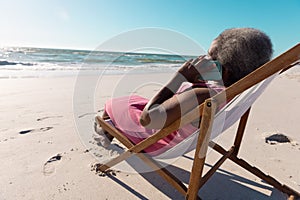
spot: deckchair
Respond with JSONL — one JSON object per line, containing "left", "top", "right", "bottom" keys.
{"left": 95, "top": 43, "right": 300, "bottom": 199}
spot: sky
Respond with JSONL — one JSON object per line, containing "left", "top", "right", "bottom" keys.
{"left": 0, "top": 0, "right": 299, "bottom": 56}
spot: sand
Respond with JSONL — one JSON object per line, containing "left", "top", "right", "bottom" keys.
{"left": 0, "top": 71, "right": 299, "bottom": 200}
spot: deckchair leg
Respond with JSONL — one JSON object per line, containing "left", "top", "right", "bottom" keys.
{"left": 233, "top": 108, "right": 251, "bottom": 156}
{"left": 96, "top": 117, "right": 188, "bottom": 196}
{"left": 188, "top": 108, "right": 250, "bottom": 193}
{"left": 198, "top": 146, "right": 235, "bottom": 189}
{"left": 186, "top": 99, "right": 218, "bottom": 200}
{"left": 232, "top": 157, "right": 300, "bottom": 198}
{"left": 211, "top": 141, "right": 300, "bottom": 198}
{"left": 137, "top": 154, "right": 188, "bottom": 196}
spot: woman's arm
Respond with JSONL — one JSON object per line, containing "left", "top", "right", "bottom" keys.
{"left": 139, "top": 71, "right": 185, "bottom": 128}
{"left": 140, "top": 57, "right": 215, "bottom": 129}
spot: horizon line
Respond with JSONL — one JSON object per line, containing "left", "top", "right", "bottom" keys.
{"left": 0, "top": 45, "right": 198, "bottom": 57}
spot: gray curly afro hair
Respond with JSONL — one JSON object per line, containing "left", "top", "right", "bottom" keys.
{"left": 213, "top": 28, "right": 273, "bottom": 86}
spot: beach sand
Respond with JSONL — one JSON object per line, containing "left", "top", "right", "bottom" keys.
{"left": 0, "top": 72, "right": 300, "bottom": 200}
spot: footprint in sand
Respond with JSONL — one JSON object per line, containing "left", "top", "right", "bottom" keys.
{"left": 36, "top": 115, "right": 63, "bottom": 121}
{"left": 43, "top": 154, "right": 62, "bottom": 176}
{"left": 78, "top": 112, "right": 98, "bottom": 118}
{"left": 19, "top": 129, "right": 34, "bottom": 134}
{"left": 39, "top": 127, "right": 53, "bottom": 132}
{"left": 19, "top": 127, "right": 53, "bottom": 134}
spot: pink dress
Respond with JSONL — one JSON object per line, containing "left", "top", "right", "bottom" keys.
{"left": 104, "top": 82, "right": 225, "bottom": 156}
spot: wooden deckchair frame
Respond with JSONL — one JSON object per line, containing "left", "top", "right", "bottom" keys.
{"left": 95, "top": 43, "right": 300, "bottom": 200}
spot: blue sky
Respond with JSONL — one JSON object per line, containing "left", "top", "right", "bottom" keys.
{"left": 0, "top": 0, "right": 299, "bottom": 56}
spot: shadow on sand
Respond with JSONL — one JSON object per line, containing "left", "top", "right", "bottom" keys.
{"left": 102, "top": 151, "right": 288, "bottom": 200}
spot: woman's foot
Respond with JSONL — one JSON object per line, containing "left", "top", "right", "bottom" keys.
{"left": 94, "top": 121, "right": 112, "bottom": 148}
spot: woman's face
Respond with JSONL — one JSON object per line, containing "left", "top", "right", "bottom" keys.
{"left": 208, "top": 39, "right": 229, "bottom": 83}
{"left": 208, "top": 40, "right": 218, "bottom": 60}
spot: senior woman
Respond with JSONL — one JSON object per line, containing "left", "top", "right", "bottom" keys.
{"left": 94, "top": 28, "right": 273, "bottom": 155}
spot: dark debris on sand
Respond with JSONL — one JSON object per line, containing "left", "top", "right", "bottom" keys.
{"left": 91, "top": 163, "right": 120, "bottom": 177}
{"left": 265, "top": 133, "right": 291, "bottom": 145}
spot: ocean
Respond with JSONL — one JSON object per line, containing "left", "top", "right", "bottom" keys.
{"left": 0, "top": 47, "right": 194, "bottom": 78}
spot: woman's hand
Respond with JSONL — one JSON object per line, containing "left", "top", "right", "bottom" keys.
{"left": 140, "top": 55, "right": 216, "bottom": 129}
{"left": 177, "top": 55, "right": 216, "bottom": 83}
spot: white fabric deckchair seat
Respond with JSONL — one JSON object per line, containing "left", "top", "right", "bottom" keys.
{"left": 154, "top": 74, "right": 277, "bottom": 160}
